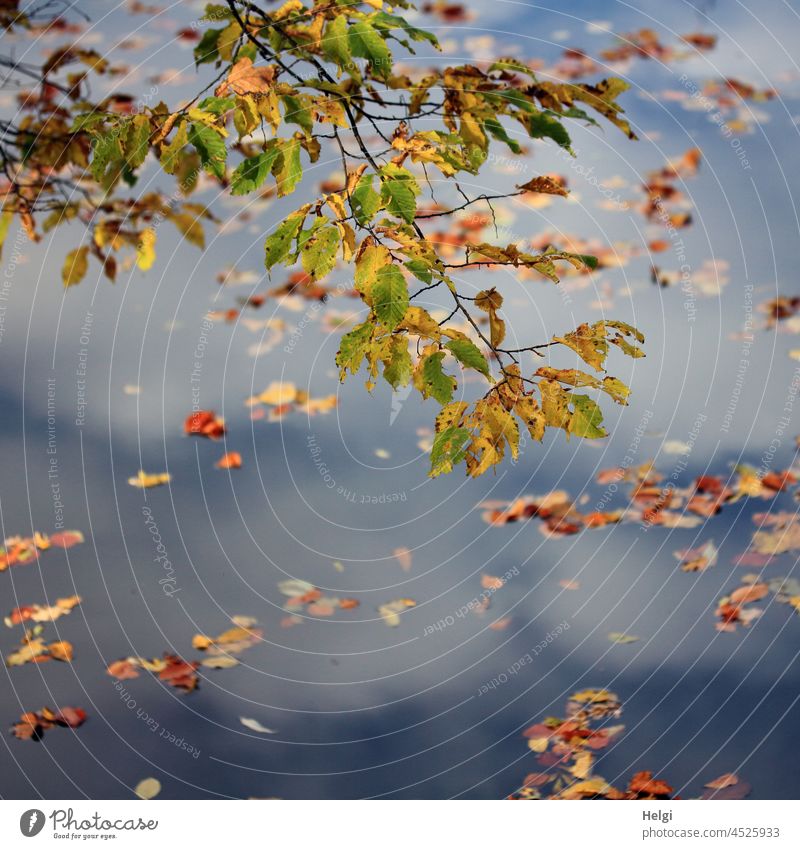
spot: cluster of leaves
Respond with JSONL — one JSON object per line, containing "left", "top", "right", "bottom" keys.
{"left": 0, "top": 529, "right": 84, "bottom": 571}
{"left": 5, "top": 626, "right": 73, "bottom": 666}
{"left": 4, "top": 594, "right": 81, "bottom": 627}
{"left": 107, "top": 653, "right": 201, "bottom": 692}
{"left": 510, "top": 687, "right": 753, "bottom": 799}
{"left": 0, "top": 0, "right": 645, "bottom": 477}
{"left": 483, "top": 457, "right": 800, "bottom": 636}
{"left": 510, "top": 687, "right": 676, "bottom": 799}
{"left": 481, "top": 461, "right": 798, "bottom": 533}
{"left": 11, "top": 705, "right": 86, "bottom": 741}
{"left": 106, "top": 615, "right": 263, "bottom": 690}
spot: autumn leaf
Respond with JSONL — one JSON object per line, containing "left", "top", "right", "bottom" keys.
{"left": 378, "top": 598, "right": 416, "bottom": 626}
{"left": 215, "top": 57, "right": 276, "bottom": 97}
{"left": 62, "top": 246, "right": 89, "bottom": 288}
{"left": 517, "top": 176, "right": 569, "bottom": 197}
{"left": 481, "top": 574, "right": 505, "bottom": 590}
{"left": 134, "top": 778, "right": 161, "bottom": 800}
{"left": 393, "top": 547, "right": 412, "bottom": 571}
{"left": 127, "top": 470, "right": 171, "bottom": 489}
{"left": 216, "top": 452, "right": 242, "bottom": 470}
{"left": 12, "top": 706, "right": 86, "bottom": 740}
{"left": 184, "top": 410, "right": 226, "bottom": 439}
{"left": 608, "top": 632, "right": 639, "bottom": 645}
{"left": 5, "top": 595, "right": 81, "bottom": 627}
{"left": 729, "top": 583, "right": 769, "bottom": 604}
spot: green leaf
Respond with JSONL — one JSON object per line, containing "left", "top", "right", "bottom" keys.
{"left": 124, "top": 114, "right": 151, "bottom": 169}
{"left": 230, "top": 147, "right": 279, "bottom": 195}
{"left": 445, "top": 338, "right": 490, "bottom": 378}
{"left": 322, "top": 15, "right": 355, "bottom": 76}
{"left": 524, "top": 111, "right": 572, "bottom": 150}
{"left": 568, "top": 394, "right": 606, "bottom": 439}
{"left": 264, "top": 212, "right": 304, "bottom": 271}
{"left": 273, "top": 138, "right": 303, "bottom": 197}
{"left": 382, "top": 335, "right": 412, "bottom": 389}
{"left": 194, "top": 28, "right": 222, "bottom": 65}
{"left": 188, "top": 122, "right": 227, "bottom": 179}
{"left": 281, "top": 94, "right": 313, "bottom": 136}
{"left": 430, "top": 425, "right": 470, "bottom": 477}
{"left": 300, "top": 224, "right": 340, "bottom": 280}
{"left": 197, "top": 95, "right": 235, "bottom": 115}
{"left": 89, "top": 128, "right": 123, "bottom": 181}
{"left": 405, "top": 259, "right": 433, "bottom": 284}
{"left": 418, "top": 350, "right": 456, "bottom": 404}
{"left": 382, "top": 180, "right": 416, "bottom": 223}
{"left": 484, "top": 117, "right": 522, "bottom": 154}
{"left": 70, "top": 112, "right": 107, "bottom": 133}
{"left": 351, "top": 173, "right": 381, "bottom": 225}
{"left": 336, "top": 321, "right": 374, "bottom": 378}
{"left": 380, "top": 167, "right": 419, "bottom": 224}
{"left": 371, "top": 11, "right": 440, "bottom": 48}
{"left": 348, "top": 20, "right": 391, "bottom": 80}
{"left": 372, "top": 265, "right": 409, "bottom": 330}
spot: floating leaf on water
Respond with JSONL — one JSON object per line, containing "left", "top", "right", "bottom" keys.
{"left": 135, "top": 777, "right": 161, "bottom": 800}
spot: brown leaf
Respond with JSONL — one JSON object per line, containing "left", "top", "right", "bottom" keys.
{"left": 517, "top": 175, "right": 568, "bottom": 197}
{"left": 627, "top": 770, "right": 673, "bottom": 798}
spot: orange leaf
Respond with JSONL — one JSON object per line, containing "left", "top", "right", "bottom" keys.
{"left": 215, "top": 57, "right": 276, "bottom": 96}
{"left": 216, "top": 451, "right": 242, "bottom": 470}
{"left": 730, "top": 583, "right": 768, "bottom": 604}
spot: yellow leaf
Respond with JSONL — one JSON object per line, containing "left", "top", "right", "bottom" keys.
{"left": 559, "top": 778, "right": 612, "bottom": 799}
{"left": 436, "top": 401, "right": 468, "bottom": 432}
{"left": 554, "top": 323, "right": 607, "bottom": 371}
{"left": 571, "top": 751, "right": 593, "bottom": 779}
{"left": 354, "top": 243, "right": 390, "bottom": 298}
{"left": 515, "top": 396, "right": 545, "bottom": 441}
{"left": 135, "top": 778, "right": 161, "bottom": 800}
{"left": 326, "top": 193, "right": 347, "bottom": 220}
{"left": 62, "top": 246, "right": 89, "bottom": 288}
{"left": 201, "top": 655, "right": 240, "bottom": 669}
{"left": 400, "top": 306, "right": 441, "bottom": 340}
{"left": 258, "top": 381, "right": 298, "bottom": 406}
{"left": 257, "top": 88, "right": 282, "bottom": 133}
{"left": 127, "top": 470, "right": 171, "bottom": 489}
{"left": 136, "top": 229, "right": 156, "bottom": 271}
{"left": 6, "top": 639, "right": 47, "bottom": 666}
{"left": 378, "top": 598, "right": 416, "bottom": 627}
{"left": 233, "top": 95, "right": 260, "bottom": 137}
